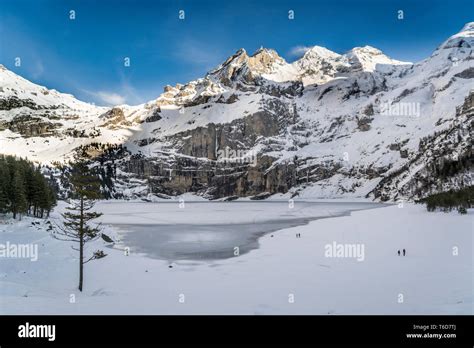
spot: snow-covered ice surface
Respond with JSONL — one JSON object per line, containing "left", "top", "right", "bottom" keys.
{"left": 0, "top": 201, "right": 472, "bottom": 314}
{"left": 100, "top": 201, "right": 382, "bottom": 260}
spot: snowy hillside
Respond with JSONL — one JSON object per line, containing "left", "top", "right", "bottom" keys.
{"left": 0, "top": 23, "right": 473, "bottom": 200}
{"left": 1, "top": 201, "right": 472, "bottom": 314}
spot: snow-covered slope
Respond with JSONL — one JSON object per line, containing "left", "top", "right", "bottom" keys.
{"left": 1, "top": 23, "right": 473, "bottom": 200}
{"left": 0, "top": 64, "right": 131, "bottom": 162}
{"left": 1, "top": 201, "right": 472, "bottom": 314}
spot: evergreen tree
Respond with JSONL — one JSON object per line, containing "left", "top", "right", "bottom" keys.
{"left": 11, "top": 170, "right": 28, "bottom": 220}
{"left": 53, "top": 161, "right": 105, "bottom": 292}
{"left": 31, "top": 169, "right": 53, "bottom": 217}
{"left": 0, "top": 155, "right": 56, "bottom": 218}
{"left": 43, "top": 182, "right": 57, "bottom": 217}
{"left": 0, "top": 166, "right": 9, "bottom": 213}
{"left": 419, "top": 186, "right": 473, "bottom": 213}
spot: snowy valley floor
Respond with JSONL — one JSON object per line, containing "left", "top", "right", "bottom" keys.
{"left": 0, "top": 200, "right": 472, "bottom": 314}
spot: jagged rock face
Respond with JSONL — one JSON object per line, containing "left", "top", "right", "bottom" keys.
{"left": 121, "top": 108, "right": 292, "bottom": 198}
{"left": 249, "top": 49, "right": 286, "bottom": 73}
{"left": 153, "top": 78, "right": 225, "bottom": 109}
{"left": 356, "top": 116, "right": 373, "bottom": 131}
{"left": 4, "top": 115, "right": 61, "bottom": 137}
{"left": 459, "top": 90, "right": 474, "bottom": 112}
{"left": 293, "top": 46, "right": 349, "bottom": 84}
{"left": 259, "top": 81, "right": 303, "bottom": 97}
{"left": 369, "top": 91, "right": 474, "bottom": 201}
{"left": 123, "top": 152, "right": 297, "bottom": 198}
{"left": 208, "top": 48, "right": 292, "bottom": 88}
{"left": 454, "top": 67, "right": 474, "bottom": 79}
{"left": 0, "top": 96, "right": 43, "bottom": 110}
{"left": 216, "top": 94, "right": 239, "bottom": 104}
{"left": 100, "top": 107, "right": 131, "bottom": 129}
{"left": 144, "top": 108, "right": 162, "bottom": 123}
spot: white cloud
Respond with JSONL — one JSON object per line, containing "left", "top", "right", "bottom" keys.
{"left": 96, "top": 91, "right": 126, "bottom": 105}
{"left": 31, "top": 60, "right": 44, "bottom": 79}
{"left": 288, "top": 45, "right": 312, "bottom": 58}
{"left": 117, "top": 74, "right": 144, "bottom": 105}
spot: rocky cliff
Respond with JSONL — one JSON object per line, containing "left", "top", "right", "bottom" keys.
{"left": 1, "top": 23, "right": 473, "bottom": 200}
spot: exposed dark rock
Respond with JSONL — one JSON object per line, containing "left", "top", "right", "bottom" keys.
{"left": 216, "top": 94, "right": 240, "bottom": 104}
{"left": 101, "top": 233, "right": 114, "bottom": 243}
{"left": 5, "top": 115, "right": 61, "bottom": 137}
{"left": 184, "top": 95, "right": 211, "bottom": 107}
{"left": 454, "top": 67, "right": 474, "bottom": 78}
{"left": 145, "top": 109, "right": 162, "bottom": 123}
{"left": 250, "top": 192, "right": 272, "bottom": 200}
{"left": 318, "top": 86, "right": 334, "bottom": 101}
{"left": 259, "top": 81, "right": 303, "bottom": 97}
{"left": 100, "top": 107, "right": 131, "bottom": 129}
{"left": 400, "top": 149, "right": 409, "bottom": 158}
{"left": 342, "top": 81, "right": 361, "bottom": 101}
{"left": 363, "top": 104, "right": 374, "bottom": 116}
{"left": 357, "top": 117, "right": 372, "bottom": 131}
{"left": 0, "top": 96, "right": 42, "bottom": 110}
{"left": 118, "top": 104, "right": 300, "bottom": 199}
{"left": 389, "top": 143, "right": 401, "bottom": 151}
{"left": 369, "top": 91, "right": 474, "bottom": 201}
{"left": 393, "top": 87, "right": 417, "bottom": 103}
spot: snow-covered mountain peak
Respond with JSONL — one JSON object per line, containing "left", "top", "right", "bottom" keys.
{"left": 344, "top": 46, "right": 411, "bottom": 72}
{"left": 346, "top": 45, "right": 385, "bottom": 59}
{"left": 461, "top": 21, "right": 474, "bottom": 32}
{"left": 301, "top": 45, "right": 342, "bottom": 61}
{"left": 248, "top": 47, "right": 287, "bottom": 72}
{"left": 251, "top": 46, "right": 278, "bottom": 57}
{"left": 1, "top": 23, "right": 472, "bottom": 201}
{"left": 290, "top": 46, "right": 348, "bottom": 85}
{"left": 0, "top": 66, "right": 103, "bottom": 113}
{"left": 206, "top": 47, "right": 290, "bottom": 86}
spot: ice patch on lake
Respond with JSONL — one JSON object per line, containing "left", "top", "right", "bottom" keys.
{"left": 99, "top": 201, "right": 383, "bottom": 261}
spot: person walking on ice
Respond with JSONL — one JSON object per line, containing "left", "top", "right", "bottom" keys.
{"left": 397, "top": 250, "right": 400, "bottom": 256}
{"left": 403, "top": 249, "right": 406, "bottom": 256}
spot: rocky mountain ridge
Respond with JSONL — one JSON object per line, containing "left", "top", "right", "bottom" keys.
{"left": 1, "top": 23, "right": 473, "bottom": 201}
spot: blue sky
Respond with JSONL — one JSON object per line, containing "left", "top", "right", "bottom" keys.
{"left": 0, "top": 0, "right": 472, "bottom": 106}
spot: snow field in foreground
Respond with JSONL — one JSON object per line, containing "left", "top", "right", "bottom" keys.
{"left": 0, "top": 201, "right": 472, "bottom": 314}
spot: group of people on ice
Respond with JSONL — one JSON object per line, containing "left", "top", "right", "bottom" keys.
{"left": 397, "top": 249, "right": 406, "bottom": 256}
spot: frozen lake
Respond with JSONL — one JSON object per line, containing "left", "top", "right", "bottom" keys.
{"left": 99, "top": 201, "right": 383, "bottom": 261}
{"left": 3, "top": 202, "right": 471, "bottom": 314}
